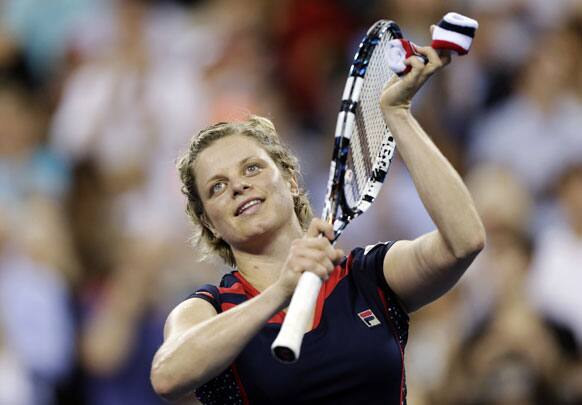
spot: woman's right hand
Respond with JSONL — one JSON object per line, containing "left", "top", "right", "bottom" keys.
{"left": 380, "top": 32, "right": 451, "bottom": 112}
{"left": 274, "top": 218, "right": 345, "bottom": 300}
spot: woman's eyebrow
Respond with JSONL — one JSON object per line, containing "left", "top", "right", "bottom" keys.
{"left": 204, "top": 156, "right": 263, "bottom": 185}
{"left": 239, "top": 156, "right": 262, "bottom": 166}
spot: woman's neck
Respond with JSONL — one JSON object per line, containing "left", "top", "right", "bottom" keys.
{"left": 232, "top": 221, "right": 304, "bottom": 292}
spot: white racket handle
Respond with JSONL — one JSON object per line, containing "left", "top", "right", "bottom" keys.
{"left": 271, "top": 271, "right": 322, "bottom": 363}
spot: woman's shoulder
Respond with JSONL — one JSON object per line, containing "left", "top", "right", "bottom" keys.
{"left": 162, "top": 273, "right": 242, "bottom": 337}
{"left": 163, "top": 292, "right": 219, "bottom": 342}
{"left": 183, "top": 271, "right": 247, "bottom": 313}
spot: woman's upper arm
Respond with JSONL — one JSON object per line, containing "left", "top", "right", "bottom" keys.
{"left": 151, "top": 298, "right": 218, "bottom": 400}
{"left": 383, "top": 230, "right": 480, "bottom": 312}
{"left": 163, "top": 298, "right": 218, "bottom": 343}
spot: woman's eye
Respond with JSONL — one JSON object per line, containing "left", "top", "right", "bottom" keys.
{"left": 245, "top": 164, "right": 260, "bottom": 175}
{"left": 211, "top": 182, "right": 225, "bottom": 195}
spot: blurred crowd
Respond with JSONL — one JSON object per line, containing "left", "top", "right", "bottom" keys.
{"left": 0, "top": 0, "right": 580, "bottom": 404}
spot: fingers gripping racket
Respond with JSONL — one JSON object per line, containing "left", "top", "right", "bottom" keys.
{"left": 271, "top": 20, "right": 402, "bottom": 363}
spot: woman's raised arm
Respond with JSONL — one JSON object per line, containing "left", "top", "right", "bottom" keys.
{"left": 379, "top": 45, "right": 485, "bottom": 313}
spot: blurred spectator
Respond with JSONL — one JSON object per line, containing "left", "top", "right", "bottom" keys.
{"left": 0, "top": 207, "right": 34, "bottom": 405}
{"left": 437, "top": 297, "right": 562, "bottom": 404}
{"left": 405, "top": 292, "right": 464, "bottom": 405}
{"left": 0, "top": 333, "right": 34, "bottom": 405}
{"left": 469, "top": 21, "right": 582, "bottom": 198}
{"left": 556, "top": 358, "right": 582, "bottom": 404}
{"left": 0, "top": 0, "right": 94, "bottom": 81}
{"left": 271, "top": 0, "right": 359, "bottom": 130}
{"left": 384, "top": 0, "right": 446, "bottom": 41}
{"left": 406, "top": 164, "right": 540, "bottom": 404}
{"left": 527, "top": 163, "right": 582, "bottom": 350}
{"left": 0, "top": 27, "right": 35, "bottom": 89}
{"left": 441, "top": 1, "right": 534, "bottom": 147}
{"left": 432, "top": 164, "right": 562, "bottom": 402}
{"left": 421, "top": 161, "right": 582, "bottom": 403}
{"left": 0, "top": 200, "right": 76, "bottom": 405}
{"left": 79, "top": 238, "right": 168, "bottom": 405}
{"left": 0, "top": 82, "right": 70, "bottom": 207}
{"left": 51, "top": 0, "right": 214, "bottom": 243}
{"left": 48, "top": 1, "right": 226, "bottom": 403}
{"left": 460, "top": 165, "right": 533, "bottom": 330}
{"left": 67, "top": 162, "right": 215, "bottom": 405}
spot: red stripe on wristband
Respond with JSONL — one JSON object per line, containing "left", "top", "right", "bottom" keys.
{"left": 431, "top": 39, "right": 468, "bottom": 55}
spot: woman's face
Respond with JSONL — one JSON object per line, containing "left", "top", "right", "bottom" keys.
{"left": 194, "top": 134, "right": 300, "bottom": 250}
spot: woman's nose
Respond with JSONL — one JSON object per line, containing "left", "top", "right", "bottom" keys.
{"left": 231, "top": 180, "right": 251, "bottom": 196}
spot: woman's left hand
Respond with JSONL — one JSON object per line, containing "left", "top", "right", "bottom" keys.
{"left": 381, "top": 40, "right": 451, "bottom": 111}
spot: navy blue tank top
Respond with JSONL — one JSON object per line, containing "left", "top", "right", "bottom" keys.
{"left": 189, "top": 242, "right": 409, "bottom": 404}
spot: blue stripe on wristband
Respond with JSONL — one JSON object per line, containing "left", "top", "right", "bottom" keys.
{"left": 438, "top": 20, "right": 476, "bottom": 38}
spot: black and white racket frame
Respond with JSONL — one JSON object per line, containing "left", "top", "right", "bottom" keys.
{"left": 271, "top": 20, "right": 403, "bottom": 364}
{"left": 324, "top": 20, "right": 401, "bottom": 240}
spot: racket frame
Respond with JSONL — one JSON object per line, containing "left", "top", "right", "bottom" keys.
{"left": 324, "top": 20, "right": 402, "bottom": 239}
{"left": 271, "top": 20, "right": 402, "bottom": 364}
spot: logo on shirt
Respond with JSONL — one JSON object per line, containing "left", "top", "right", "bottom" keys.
{"left": 357, "top": 309, "right": 381, "bottom": 327}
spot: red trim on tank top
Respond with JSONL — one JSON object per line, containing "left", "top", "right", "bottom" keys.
{"left": 232, "top": 255, "right": 351, "bottom": 328}
{"left": 230, "top": 363, "right": 250, "bottom": 405}
{"left": 220, "top": 302, "right": 237, "bottom": 312}
{"left": 377, "top": 287, "right": 388, "bottom": 311}
{"left": 232, "top": 272, "right": 259, "bottom": 296}
{"left": 218, "top": 280, "right": 246, "bottom": 295}
{"left": 232, "top": 271, "right": 286, "bottom": 324}
{"left": 311, "top": 253, "right": 352, "bottom": 329}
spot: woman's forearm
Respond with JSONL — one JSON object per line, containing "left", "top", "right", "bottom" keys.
{"left": 151, "top": 285, "right": 288, "bottom": 400}
{"left": 382, "top": 108, "right": 485, "bottom": 257}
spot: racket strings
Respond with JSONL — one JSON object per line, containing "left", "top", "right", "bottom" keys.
{"left": 345, "top": 35, "right": 394, "bottom": 209}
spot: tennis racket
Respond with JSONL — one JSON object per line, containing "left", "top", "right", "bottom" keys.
{"left": 271, "top": 20, "right": 402, "bottom": 363}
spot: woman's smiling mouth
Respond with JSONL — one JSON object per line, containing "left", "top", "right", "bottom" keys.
{"left": 235, "top": 198, "right": 264, "bottom": 216}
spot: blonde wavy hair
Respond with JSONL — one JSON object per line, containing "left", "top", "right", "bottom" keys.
{"left": 177, "top": 116, "right": 313, "bottom": 267}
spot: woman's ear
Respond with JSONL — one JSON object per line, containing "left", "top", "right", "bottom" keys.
{"left": 201, "top": 214, "right": 221, "bottom": 240}
{"left": 289, "top": 176, "right": 299, "bottom": 196}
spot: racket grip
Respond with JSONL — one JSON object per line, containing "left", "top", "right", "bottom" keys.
{"left": 271, "top": 271, "right": 322, "bottom": 363}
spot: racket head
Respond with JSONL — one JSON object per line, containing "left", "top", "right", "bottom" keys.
{"left": 323, "top": 20, "right": 402, "bottom": 239}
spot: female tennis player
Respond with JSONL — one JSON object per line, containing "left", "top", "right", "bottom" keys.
{"left": 151, "top": 45, "right": 485, "bottom": 404}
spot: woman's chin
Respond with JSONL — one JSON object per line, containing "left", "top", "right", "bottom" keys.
{"left": 228, "top": 221, "right": 271, "bottom": 243}
{"left": 233, "top": 220, "right": 294, "bottom": 250}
